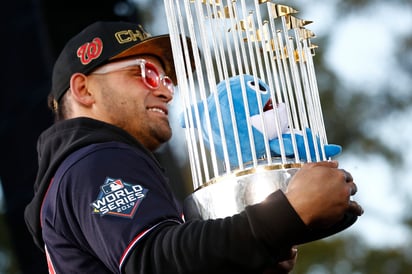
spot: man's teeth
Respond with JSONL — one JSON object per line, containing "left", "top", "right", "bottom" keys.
{"left": 149, "top": 108, "right": 165, "bottom": 114}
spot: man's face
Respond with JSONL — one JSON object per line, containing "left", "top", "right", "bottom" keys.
{"left": 87, "top": 55, "right": 174, "bottom": 150}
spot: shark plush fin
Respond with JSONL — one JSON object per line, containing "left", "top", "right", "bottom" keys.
{"left": 269, "top": 128, "right": 342, "bottom": 160}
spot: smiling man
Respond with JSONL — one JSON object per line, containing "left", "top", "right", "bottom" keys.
{"left": 24, "top": 21, "right": 363, "bottom": 274}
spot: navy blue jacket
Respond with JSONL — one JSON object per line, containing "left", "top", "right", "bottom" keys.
{"left": 25, "top": 117, "right": 355, "bottom": 273}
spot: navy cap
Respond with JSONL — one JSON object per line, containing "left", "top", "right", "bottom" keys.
{"left": 50, "top": 21, "right": 190, "bottom": 105}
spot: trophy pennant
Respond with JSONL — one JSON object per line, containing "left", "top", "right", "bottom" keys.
{"left": 164, "top": 0, "right": 341, "bottom": 219}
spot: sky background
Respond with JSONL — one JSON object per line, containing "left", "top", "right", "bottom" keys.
{"left": 304, "top": 1, "right": 412, "bottom": 247}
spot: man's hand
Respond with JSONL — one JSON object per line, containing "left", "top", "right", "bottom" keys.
{"left": 285, "top": 160, "right": 363, "bottom": 228}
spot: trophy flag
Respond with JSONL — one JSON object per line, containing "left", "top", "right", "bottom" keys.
{"left": 164, "top": 0, "right": 341, "bottom": 219}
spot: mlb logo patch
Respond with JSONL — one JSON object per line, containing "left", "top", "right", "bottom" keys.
{"left": 91, "top": 177, "right": 148, "bottom": 218}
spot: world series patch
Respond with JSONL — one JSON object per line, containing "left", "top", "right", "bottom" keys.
{"left": 91, "top": 177, "right": 148, "bottom": 218}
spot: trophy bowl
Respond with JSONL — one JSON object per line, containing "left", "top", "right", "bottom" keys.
{"left": 184, "top": 163, "right": 301, "bottom": 220}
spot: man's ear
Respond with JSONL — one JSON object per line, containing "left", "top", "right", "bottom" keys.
{"left": 69, "top": 73, "right": 95, "bottom": 107}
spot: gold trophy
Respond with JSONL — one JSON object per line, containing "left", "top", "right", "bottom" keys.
{"left": 164, "top": 0, "right": 341, "bottom": 220}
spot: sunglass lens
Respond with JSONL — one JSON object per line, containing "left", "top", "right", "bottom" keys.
{"left": 144, "top": 63, "right": 160, "bottom": 89}
{"left": 163, "top": 77, "right": 174, "bottom": 94}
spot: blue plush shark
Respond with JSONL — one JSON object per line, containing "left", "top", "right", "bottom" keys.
{"left": 180, "top": 74, "right": 341, "bottom": 167}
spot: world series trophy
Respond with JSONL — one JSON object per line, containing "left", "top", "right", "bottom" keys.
{"left": 163, "top": 0, "right": 342, "bottom": 220}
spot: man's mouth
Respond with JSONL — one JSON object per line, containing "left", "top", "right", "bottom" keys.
{"left": 148, "top": 107, "right": 167, "bottom": 115}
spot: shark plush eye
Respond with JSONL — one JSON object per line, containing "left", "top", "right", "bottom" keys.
{"left": 247, "top": 80, "right": 268, "bottom": 94}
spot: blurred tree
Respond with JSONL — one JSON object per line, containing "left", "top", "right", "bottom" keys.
{"left": 288, "top": 0, "right": 412, "bottom": 272}
{"left": 293, "top": 235, "right": 412, "bottom": 273}
{"left": 0, "top": 211, "right": 20, "bottom": 274}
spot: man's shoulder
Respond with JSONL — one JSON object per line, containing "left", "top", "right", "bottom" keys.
{"left": 59, "top": 141, "right": 149, "bottom": 173}
{"left": 69, "top": 141, "right": 146, "bottom": 161}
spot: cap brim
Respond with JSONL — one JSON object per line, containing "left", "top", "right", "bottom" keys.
{"left": 110, "top": 35, "right": 194, "bottom": 85}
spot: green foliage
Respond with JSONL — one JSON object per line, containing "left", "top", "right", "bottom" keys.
{"left": 0, "top": 213, "right": 20, "bottom": 274}
{"left": 289, "top": 0, "right": 412, "bottom": 270}
{"left": 293, "top": 235, "right": 412, "bottom": 273}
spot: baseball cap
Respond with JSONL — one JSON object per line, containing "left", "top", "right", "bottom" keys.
{"left": 50, "top": 21, "right": 193, "bottom": 105}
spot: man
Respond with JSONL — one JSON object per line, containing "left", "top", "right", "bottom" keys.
{"left": 24, "top": 21, "right": 363, "bottom": 274}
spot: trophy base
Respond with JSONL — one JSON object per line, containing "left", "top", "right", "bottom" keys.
{"left": 184, "top": 163, "right": 301, "bottom": 220}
